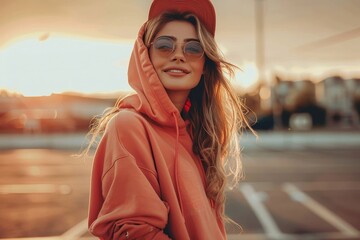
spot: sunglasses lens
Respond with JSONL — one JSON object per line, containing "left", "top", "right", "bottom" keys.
{"left": 152, "top": 37, "right": 204, "bottom": 60}
{"left": 184, "top": 41, "right": 204, "bottom": 58}
{"left": 153, "top": 37, "right": 174, "bottom": 55}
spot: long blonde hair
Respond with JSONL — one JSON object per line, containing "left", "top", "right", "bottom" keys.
{"left": 85, "top": 12, "right": 253, "bottom": 224}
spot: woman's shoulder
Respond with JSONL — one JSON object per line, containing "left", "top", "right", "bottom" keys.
{"left": 106, "top": 109, "right": 149, "bottom": 136}
{"left": 112, "top": 109, "right": 145, "bottom": 124}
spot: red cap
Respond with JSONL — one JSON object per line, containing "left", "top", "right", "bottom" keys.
{"left": 148, "top": 0, "right": 216, "bottom": 36}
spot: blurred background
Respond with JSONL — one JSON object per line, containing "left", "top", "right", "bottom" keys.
{"left": 0, "top": 0, "right": 359, "bottom": 239}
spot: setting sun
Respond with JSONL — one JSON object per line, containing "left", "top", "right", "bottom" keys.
{"left": 234, "top": 62, "right": 259, "bottom": 89}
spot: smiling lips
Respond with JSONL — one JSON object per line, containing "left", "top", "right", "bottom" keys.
{"left": 163, "top": 67, "right": 190, "bottom": 76}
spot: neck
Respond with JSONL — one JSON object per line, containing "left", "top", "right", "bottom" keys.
{"left": 166, "top": 89, "right": 190, "bottom": 113}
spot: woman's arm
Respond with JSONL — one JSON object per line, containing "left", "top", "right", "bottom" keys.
{"left": 88, "top": 112, "right": 171, "bottom": 240}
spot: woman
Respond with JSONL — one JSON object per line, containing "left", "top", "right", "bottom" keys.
{"left": 87, "top": 0, "right": 252, "bottom": 239}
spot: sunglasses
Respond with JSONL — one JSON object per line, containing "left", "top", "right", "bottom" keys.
{"left": 150, "top": 36, "right": 204, "bottom": 60}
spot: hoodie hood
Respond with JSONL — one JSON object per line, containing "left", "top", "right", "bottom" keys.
{"left": 119, "top": 23, "right": 186, "bottom": 130}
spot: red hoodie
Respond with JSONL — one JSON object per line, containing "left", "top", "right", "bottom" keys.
{"left": 88, "top": 24, "right": 226, "bottom": 240}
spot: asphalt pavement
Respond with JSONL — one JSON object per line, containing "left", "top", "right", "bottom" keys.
{"left": 0, "top": 131, "right": 359, "bottom": 239}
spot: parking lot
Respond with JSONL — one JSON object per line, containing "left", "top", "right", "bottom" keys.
{"left": 0, "top": 132, "right": 359, "bottom": 239}
{"left": 226, "top": 147, "right": 360, "bottom": 240}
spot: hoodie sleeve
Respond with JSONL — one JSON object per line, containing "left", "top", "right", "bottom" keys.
{"left": 88, "top": 111, "right": 171, "bottom": 240}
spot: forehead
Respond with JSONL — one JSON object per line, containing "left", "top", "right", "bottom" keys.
{"left": 156, "top": 20, "right": 198, "bottom": 40}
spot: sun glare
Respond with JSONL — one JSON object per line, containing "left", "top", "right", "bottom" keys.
{"left": 0, "top": 33, "right": 134, "bottom": 96}
{"left": 234, "top": 62, "right": 259, "bottom": 89}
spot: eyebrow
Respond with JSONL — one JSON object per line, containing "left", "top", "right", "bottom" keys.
{"left": 158, "top": 35, "right": 200, "bottom": 42}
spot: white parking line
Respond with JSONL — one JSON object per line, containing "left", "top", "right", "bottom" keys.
{"left": 61, "top": 218, "right": 88, "bottom": 240}
{"left": 0, "top": 184, "right": 71, "bottom": 194}
{"left": 239, "top": 183, "right": 292, "bottom": 240}
{"left": 283, "top": 183, "right": 360, "bottom": 237}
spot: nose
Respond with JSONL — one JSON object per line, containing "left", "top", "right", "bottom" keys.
{"left": 170, "top": 45, "right": 186, "bottom": 62}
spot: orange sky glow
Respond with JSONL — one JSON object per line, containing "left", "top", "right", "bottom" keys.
{"left": 1, "top": 0, "right": 359, "bottom": 96}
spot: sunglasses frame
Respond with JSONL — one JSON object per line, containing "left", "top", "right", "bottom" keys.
{"left": 149, "top": 36, "right": 205, "bottom": 60}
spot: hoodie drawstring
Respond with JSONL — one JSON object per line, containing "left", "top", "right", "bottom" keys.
{"left": 172, "top": 112, "right": 184, "bottom": 214}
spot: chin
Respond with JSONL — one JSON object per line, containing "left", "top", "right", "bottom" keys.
{"left": 163, "top": 83, "right": 197, "bottom": 91}
{"left": 161, "top": 81, "right": 200, "bottom": 92}
{"left": 164, "top": 87, "right": 192, "bottom": 92}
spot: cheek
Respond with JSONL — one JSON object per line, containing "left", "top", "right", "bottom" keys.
{"left": 193, "top": 61, "right": 205, "bottom": 77}
{"left": 149, "top": 52, "right": 165, "bottom": 74}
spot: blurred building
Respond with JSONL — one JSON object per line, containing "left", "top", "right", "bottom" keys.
{"left": 0, "top": 93, "right": 117, "bottom": 133}
{"left": 345, "top": 78, "right": 360, "bottom": 120}
{"left": 268, "top": 75, "right": 360, "bottom": 130}
{"left": 317, "top": 76, "right": 359, "bottom": 128}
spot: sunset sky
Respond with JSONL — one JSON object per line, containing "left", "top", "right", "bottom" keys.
{"left": 1, "top": 34, "right": 134, "bottom": 96}
{"left": 1, "top": 0, "right": 360, "bottom": 96}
